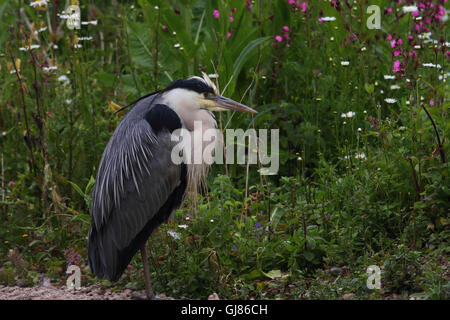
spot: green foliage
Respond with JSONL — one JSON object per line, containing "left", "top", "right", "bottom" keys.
{"left": 0, "top": 0, "right": 448, "bottom": 299}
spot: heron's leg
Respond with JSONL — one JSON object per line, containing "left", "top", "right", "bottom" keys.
{"left": 140, "top": 245, "right": 155, "bottom": 300}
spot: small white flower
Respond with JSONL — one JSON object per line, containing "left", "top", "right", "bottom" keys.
{"left": 30, "top": 0, "right": 47, "bottom": 8}
{"left": 78, "top": 36, "right": 93, "bottom": 41}
{"left": 172, "top": 31, "right": 177, "bottom": 35}
{"left": 19, "top": 44, "right": 40, "bottom": 51}
{"left": 185, "top": 216, "right": 190, "bottom": 220}
{"left": 321, "top": 16, "right": 336, "bottom": 21}
{"left": 361, "top": 47, "right": 366, "bottom": 51}
{"left": 384, "top": 75, "right": 395, "bottom": 80}
{"left": 154, "top": 6, "right": 159, "bottom": 10}
{"left": 355, "top": 153, "right": 366, "bottom": 160}
{"left": 418, "top": 32, "right": 432, "bottom": 39}
{"left": 74, "top": 44, "right": 82, "bottom": 49}
{"left": 384, "top": 98, "right": 397, "bottom": 104}
{"left": 330, "top": 37, "right": 334, "bottom": 41}
{"left": 357, "top": 128, "right": 362, "bottom": 132}
{"left": 174, "top": 43, "right": 180, "bottom": 48}
{"left": 297, "top": 157, "right": 302, "bottom": 161}
{"left": 341, "top": 113, "right": 346, "bottom": 118}
{"left": 414, "top": 45, "right": 421, "bottom": 49}
{"left": 178, "top": 224, "right": 188, "bottom": 229}
{"left": 346, "top": 111, "right": 356, "bottom": 118}
{"left": 210, "top": 219, "right": 214, "bottom": 223}
{"left": 53, "top": 44, "right": 58, "bottom": 49}
{"left": 422, "top": 63, "right": 441, "bottom": 69}
{"left": 38, "top": 26, "right": 47, "bottom": 33}
{"left": 57, "top": 75, "right": 70, "bottom": 85}
{"left": 65, "top": 99, "right": 72, "bottom": 104}
{"left": 341, "top": 61, "right": 350, "bottom": 66}
{"left": 406, "top": 100, "right": 410, "bottom": 105}
{"left": 403, "top": 5, "right": 418, "bottom": 13}
{"left": 42, "top": 65, "right": 57, "bottom": 72}
{"left": 81, "top": 20, "right": 98, "bottom": 25}
{"left": 390, "top": 85, "right": 400, "bottom": 90}
{"left": 168, "top": 230, "right": 180, "bottom": 240}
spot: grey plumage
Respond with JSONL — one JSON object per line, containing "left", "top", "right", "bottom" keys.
{"left": 88, "top": 74, "right": 256, "bottom": 296}
{"left": 89, "top": 94, "right": 185, "bottom": 281}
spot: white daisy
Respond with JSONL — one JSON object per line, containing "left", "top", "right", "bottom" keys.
{"left": 384, "top": 98, "right": 397, "bottom": 104}
{"left": 42, "top": 65, "right": 57, "bottom": 72}
{"left": 30, "top": 0, "right": 47, "bottom": 8}
{"left": 341, "top": 61, "right": 350, "bottom": 66}
{"left": 384, "top": 75, "right": 395, "bottom": 80}
{"left": 167, "top": 231, "right": 180, "bottom": 240}
{"left": 355, "top": 153, "right": 366, "bottom": 160}
{"left": 178, "top": 224, "right": 188, "bottom": 229}
{"left": 321, "top": 16, "right": 336, "bottom": 21}
{"left": 390, "top": 85, "right": 400, "bottom": 90}
{"left": 403, "top": 5, "right": 418, "bottom": 13}
{"left": 57, "top": 75, "right": 70, "bottom": 85}
{"left": 19, "top": 44, "right": 40, "bottom": 51}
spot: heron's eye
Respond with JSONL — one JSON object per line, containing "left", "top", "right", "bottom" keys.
{"left": 203, "top": 92, "right": 212, "bottom": 99}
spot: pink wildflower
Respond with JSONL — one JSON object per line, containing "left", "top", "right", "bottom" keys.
{"left": 213, "top": 10, "right": 219, "bottom": 19}
{"left": 390, "top": 40, "right": 396, "bottom": 48}
{"left": 275, "top": 35, "right": 283, "bottom": 42}
{"left": 386, "top": 8, "right": 392, "bottom": 14}
{"left": 394, "top": 49, "right": 401, "bottom": 57}
{"left": 283, "top": 26, "right": 289, "bottom": 32}
{"left": 430, "top": 99, "right": 434, "bottom": 106}
{"left": 226, "top": 32, "right": 232, "bottom": 40}
{"left": 288, "top": 0, "right": 295, "bottom": 4}
{"left": 412, "top": 10, "right": 420, "bottom": 17}
{"left": 393, "top": 60, "right": 401, "bottom": 73}
{"left": 300, "top": 1, "right": 307, "bottom": 12}
{"left": 397, "top": 38, "right": 403, "bottom": 45}
{"left": 387, "top": 34, "right": 393, "bottom": 41}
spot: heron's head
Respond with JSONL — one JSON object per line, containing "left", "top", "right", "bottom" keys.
{"left": 160, "top": 73, "right": 257, "bottom": 115}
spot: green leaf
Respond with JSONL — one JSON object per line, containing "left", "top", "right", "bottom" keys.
{"left": 364, "top": 83, "right": 374, "bottom": 94}
{"left": 304, "top": 251, "right": 315, "bottom": 262}
{"left": 227, "top": 36, "right": 271, "bottom": 95}
{"left": 262, "top": 269, "right": 282, "bottom": 279}
{"left": 270, "top": 204, "right": 286, "bottom": 229}
{"left": 68, "top": 181, "right": 85, "bottom": 198}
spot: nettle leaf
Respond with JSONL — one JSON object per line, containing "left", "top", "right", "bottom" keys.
{"left": 126, "top": 22, "right": 153, "bottom": 68}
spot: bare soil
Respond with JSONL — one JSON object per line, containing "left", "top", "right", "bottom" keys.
{"left": 0, "top": 284, "right": 174, "bottom": 300}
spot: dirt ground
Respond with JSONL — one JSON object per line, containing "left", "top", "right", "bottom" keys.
{"left": 0, "top": 284, "right": 175, "bottom": 300}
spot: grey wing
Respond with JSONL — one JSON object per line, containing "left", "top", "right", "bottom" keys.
{"left": 88, "top": 103, "right": 186, "bottom": 281}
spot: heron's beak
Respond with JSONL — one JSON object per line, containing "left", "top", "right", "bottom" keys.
{"left": 209, "top": 95, "right": 257, "bottom": 114}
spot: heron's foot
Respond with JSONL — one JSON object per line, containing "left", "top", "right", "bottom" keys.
{"left": 145, "top": 289, "right": 155, "bottom": 300}
{"left": 130, "top": 290, "right": 155, "bottom": 300}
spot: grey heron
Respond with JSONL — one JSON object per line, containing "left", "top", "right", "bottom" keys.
{"left": 88, "top": 73, "right": 256, "bottom": 299}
